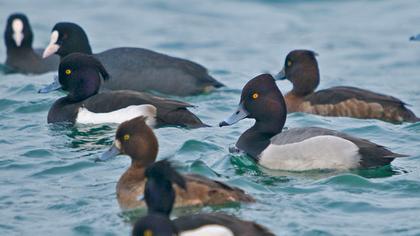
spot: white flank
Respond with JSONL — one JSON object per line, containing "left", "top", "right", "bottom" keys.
{"left": 180, "top": 225, "right": 234, "bottom": 236}
{"left": 259, "top": 135, "right": 361, "bottom": 171}
{"left": 76, "top": 105, "right": 157, "bottom": 126}
{"left": 12, "top": 19, "right": 24, "bottom": 47}
{"left": 42, "top": 30, "right": 59, "bottom": 58}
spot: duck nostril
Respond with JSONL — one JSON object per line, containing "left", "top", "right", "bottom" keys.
{"left": 235, "top": 110, "right": 240, "bottom": 115}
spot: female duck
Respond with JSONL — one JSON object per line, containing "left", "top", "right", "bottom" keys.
{"left": 275, "top": 50, "right": 419, "bottom": 123}
{"left": 47, "top": 53, "right": 206, "bottom": 128}
{"left": 99, "top": 116, "right": 254, "bottom": 210}
{"left": 220, "top": 74, "right": 406, "bottom": 171}
{"left": 132, "top": 160, "right": 274, "bottom": 236}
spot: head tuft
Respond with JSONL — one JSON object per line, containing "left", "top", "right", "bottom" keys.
{"left": 145, "top": 160, "right": 187, "bottom": 190}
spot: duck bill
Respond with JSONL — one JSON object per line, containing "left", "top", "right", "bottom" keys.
{"left": 43, "top": 30, "right": 60, "bottom": 58}
{"left": 410, "top": 34, "right": 420, "bottom": 41}
{"left": 274, "top": 67, "right": 286, "bottom": 80}
{"left": 97, "top": 142, "right": 121, "bottom": 162}
{"left": 38, "top": 75, "right": 61, "bottom": 93}
{"left": 42, "top": 43, "right": 60, "bottom": 58}
{"left": 219, "top": 102, "right": 249, "bottom": 127}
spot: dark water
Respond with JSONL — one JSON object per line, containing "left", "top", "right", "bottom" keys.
{"left": 1, "top": 0, "right": 420, "bottom": 235}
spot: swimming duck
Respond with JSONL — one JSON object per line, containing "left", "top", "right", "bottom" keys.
{"left": 274, "top": 50, "right": 419, "bottom": 123}
{"left": 40, "top": 22, "right": 224, "bottom": 96}
{"left": 47, "top": 53, "right": 206, "bottom": 128}
{"left": 219, "top": 74, "right": 406, "bottom": 171}
{"left": 409, "top": 34, "right": 420, "bottom": 41}
{"left": 3, "top": 13, "right": 59, "bottom": 74}
{"left": 99, "top": 116, "right": 254, "bottom": 210}
{"left": 132, "top": 160, "right": 274, "bottom": 236}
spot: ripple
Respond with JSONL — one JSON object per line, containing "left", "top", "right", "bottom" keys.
{"left": 31, "top": 161, "right": 96, "bottom": 177}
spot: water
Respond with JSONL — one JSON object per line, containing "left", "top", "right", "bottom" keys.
{"left": 1, "top": 0, "right": 420, "bottom": 235}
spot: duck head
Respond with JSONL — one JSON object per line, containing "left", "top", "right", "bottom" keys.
{"left": 220, "top": 74, "right": 286, "bottom": 133}
{"left": 43, "top": 22, "right": 92, "bottom": 59}
{"left": 219, "top": 74, "right": 287, "bottom": 157}
{"left": 275, "top": 50, "right": 320, "bottom": 96}
{"left": 132, "top": 161, "right": 186, "bottom": 236}
{"left": 4, "top": 13, "right": 33, "bottom": 50}
{"left": 39, "top": 53, "right": 108, "bottom": 98}
{"left": 98, "top": 116, "right": 159, "bottom": 167}
{"left": 132, "top": 214, "right": 176, "bottom": 236}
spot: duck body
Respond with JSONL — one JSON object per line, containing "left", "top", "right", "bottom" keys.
{"left": 257, "top": 127, "right": 402, "bottom": 171}
{"left": 285, "top": 86, "right": 419, "bottom": 123}
{"left": 173, "top": 213, "right": 275, "bottom": 236}
{"left": 4, "top": 13, "right": 59, "bottom": 74}
{"left": 220, "top": 74, "right": 406, "bottom": 171}
{"left": 48, "top": 90, "right": 203, "bottom": 127}
{"left": 47, "top": 53, "right": 206, "bottom": 128}
{"left": 116, "top": 165, "right": 253, "bottom": 210}
{"left": 5, "top": 47, "right": 59, "bottom": 74}
{"left": 41, "top": 22, "right": 223, "bottom": 96}
{"left": 95, "top": 47, "right": 223, "bottom": 96}
{"left": 277, "top": 50, "right": 418, "bottom": 123}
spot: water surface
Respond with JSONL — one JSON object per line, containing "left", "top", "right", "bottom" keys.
{"left": 1, "top": 0, "right": 420, "bottom": 235}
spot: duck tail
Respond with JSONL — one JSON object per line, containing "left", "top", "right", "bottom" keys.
{"left": 158, "top": 108, "right": 210, "bottom": 128}
{"left": 384, "top": 152, "right": 409, "bottom": 158}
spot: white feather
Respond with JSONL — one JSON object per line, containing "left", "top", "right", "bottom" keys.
{"left": 42, "top": 31, "right": 59, "bottom": 58}
{"left": 76, "top": 104, "right": 157, "bottom": 126}
{"left": 259, "top": 135, "right": 361, "bottom": 171}
{"left": 12, "top": 19, "right": 24, "bottom": 47}
{"left": 180, "top": 225, "right": 234, "bottom": 236}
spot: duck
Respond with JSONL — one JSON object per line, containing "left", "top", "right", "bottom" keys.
{"left": 409, "top": 34, "right": 420, "bottom": 41}
{"left": 219, "top": 74, "right": 407, "bottom": 171}
{"left": 98, "top": 116, "right": 254, "bottom": 210}
{"left": 274, "top": 50, "right": 419, "bottom": 123}
{"left": 47, "top": 53, "right": 206, "bottom": 128}
{"left": 3, "top": 13, "right": 59, "bottom": 74}
{"left": 132, "top": 160, "right": 274, "bottom": 236}
{"left": 39, "top": 22, "right": 224, "bottom": 96}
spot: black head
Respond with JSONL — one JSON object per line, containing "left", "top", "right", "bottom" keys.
{"left": 144, "top": 160, "right": 187, "bottom": 215}
{"left": 132, "top": 214, "right": 177, "bottom": 236}
{"left": 220, "top": 74, "right": 286, "bottom": 134}
{"left": 43, "top": 22, "right": 92, "bottom": 59}
{"left": 99, "top": 116, "right": 159, "bottom": 166}
{"left": 4, "top": 13, "right": 33, "bottom": 50}
{"left": 276, "top": 50, "right": 320, "bottom": 96}
{"left": 58, "top": 53, "right": 109, "bottom": 102}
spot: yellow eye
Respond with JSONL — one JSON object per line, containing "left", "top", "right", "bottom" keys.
{"left": 65, "top": 69, "right": 71, "bottom": 75}
{"left": 287, "top": 60, "right": 292, "bottom": 67}
{"left": 252, "top": 92, "right": 259, "bottom": 99}
{"left": 144, "top": 230, "right": 153, "bottom": 236}
{"left": 123, "top": 134, "right": 130, "bottom": 141}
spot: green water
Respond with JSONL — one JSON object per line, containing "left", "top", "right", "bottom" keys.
{"left": 1, "top": 0, "right": 420, "bottom": 235}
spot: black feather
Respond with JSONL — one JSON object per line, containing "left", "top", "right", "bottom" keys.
{"left": 145, "top": 160, "right": 187, "bottom": 190}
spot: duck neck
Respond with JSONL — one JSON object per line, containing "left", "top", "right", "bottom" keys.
{"left": 119, "top": 164, "right": 146, "bottom": 189}
{"left": 6, "top": 45, "right": 33, "bottom": 57}
{"left": 237, "top": 112, "right": 286, "bottom": 160}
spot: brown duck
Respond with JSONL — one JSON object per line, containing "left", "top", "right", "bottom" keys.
{"left": 275, "top": 50, "right": 419, "bottom": 123}
{"left": 98, "top": 116, "right": 254, "bottom": 211}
